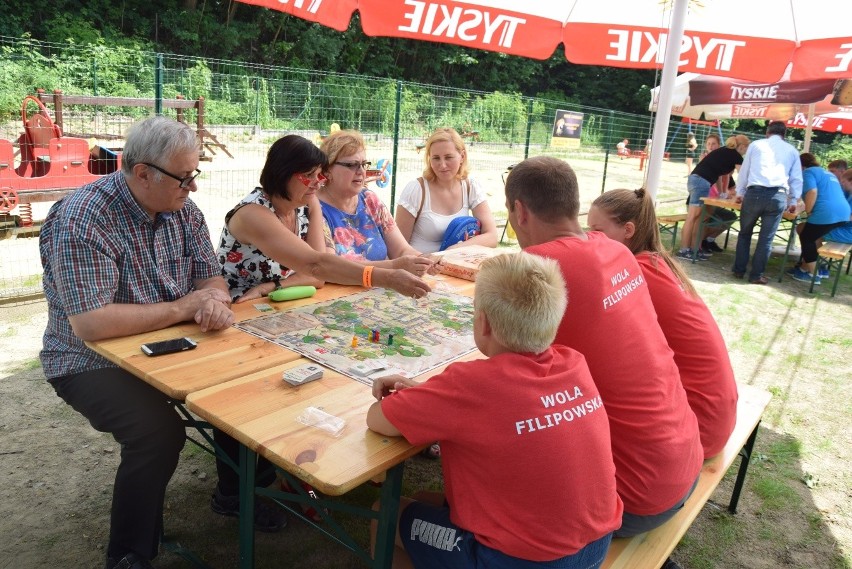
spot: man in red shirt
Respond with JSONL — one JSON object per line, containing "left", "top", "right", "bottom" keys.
{"left": 505, "top": 156, "right": 703, "bottom": 538}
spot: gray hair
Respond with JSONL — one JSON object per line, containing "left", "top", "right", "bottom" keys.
{"left": 121, "top": 116, "right": 199, "bottom": 175}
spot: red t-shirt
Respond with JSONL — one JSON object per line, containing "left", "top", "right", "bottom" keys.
{"left": 527, "top": 232, "right": 703, "bottom": 515}
{"left": 381, "top": 347, "right": 623, "bottom": 561}
{"left": 636, "top": 253, "right": 738, "bottom": 458}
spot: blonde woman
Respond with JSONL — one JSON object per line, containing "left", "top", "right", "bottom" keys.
{"left": 395, "top": 127, "right": 497, "bottom": 254}
{"left": 677, "top": 134, "right": 750, "bottom": 259}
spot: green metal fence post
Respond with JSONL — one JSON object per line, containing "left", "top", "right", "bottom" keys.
{"left": 390, "top": 80, "right": 402, "bottom": 212}
{"left": 155, "top": 54, "right": 164, "bottom": 115}
{"left": 524, "top": 98, "right": 534, "bottom": 159}
{"left": 254, "top": 78, "right": 261, "bottom": 135}
{"left": 602, "top": 110, "right": 614, "bottom": 194}
{"left": 92, "top": 60, "right": 98, "bottom": 96}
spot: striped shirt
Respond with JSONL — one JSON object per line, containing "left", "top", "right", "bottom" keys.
{"left": 40, "top": 171, "right": 220, "bottom": 379}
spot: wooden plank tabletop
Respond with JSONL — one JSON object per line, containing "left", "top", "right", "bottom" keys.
{"left": 186, "top": 351, "right": 484, "bottom": 496}
{"left": 86, "top": 276, "right": 475, "bottom": 401}
{"left": 186, "top": 359, "right": 413, "bottom": 496}
{"left": 701, "top": 197, "right": 803, "bottom": 221}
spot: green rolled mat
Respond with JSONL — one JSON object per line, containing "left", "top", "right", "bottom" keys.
{"left": 268, "top": 285, "right": 317, "bottom": 302}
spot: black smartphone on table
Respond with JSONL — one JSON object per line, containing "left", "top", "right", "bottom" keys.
{"left": 141, "top": 337, "right": 197, "bottom": 356}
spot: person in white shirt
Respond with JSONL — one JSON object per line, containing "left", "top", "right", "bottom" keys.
{"left": 395, "top": 127, "right": 497, "bottom": 254}
{"left": 733, "top": 121, "right": 803, "bottom": 284}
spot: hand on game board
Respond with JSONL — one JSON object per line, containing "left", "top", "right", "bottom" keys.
{"left": 372, "top": 374, "right": 419, "bottom": 400}
{"left": 373, "top": 268, "right": 431, "bottom": 298}
{"left": 392, "top": 255, "right": 434, "bottom": 277}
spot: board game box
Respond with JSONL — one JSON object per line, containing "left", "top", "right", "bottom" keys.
{"left": 432, "top": 244, "right": 510, "bottom": 281}
{"left": 234, "top": 288, "right": 477, "bottom": 385}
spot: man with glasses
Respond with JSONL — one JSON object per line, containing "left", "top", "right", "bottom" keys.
{"left": 40, "top": 116, "right": 237, "bottom": 569}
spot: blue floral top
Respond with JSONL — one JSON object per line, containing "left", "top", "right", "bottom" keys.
{"left": 321, "top": 190, "right": 396, "bottom": 261}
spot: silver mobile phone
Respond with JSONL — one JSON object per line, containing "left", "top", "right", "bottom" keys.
{"left": 141, "top": 337, "right": 197, "bottom": 356}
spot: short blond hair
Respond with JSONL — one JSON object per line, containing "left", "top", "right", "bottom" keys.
{"left": 320, "top": 129, "right": 366, "bottom": 170}
{"left": 475, "top": 252, "right": 566, "bottom": 354}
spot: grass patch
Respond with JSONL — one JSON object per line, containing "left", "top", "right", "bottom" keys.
{"left": 753, "top": 477, "right": 799, "bottom": 511}
{"left": 7, "top": 358, "right": 42, "bottom": 373}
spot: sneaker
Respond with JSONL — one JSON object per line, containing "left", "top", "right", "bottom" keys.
{"left": 676, "top": 248, "right": 710, "bottom": 261}
{"left": 104, "top": 553, "right": 153, "bottom": 569}
{"left": 818, "top": 265, "right": 831, "bottom": 279}
{"left": 661, "top": 558, "right": 683, "bottom": 569}
{"left": 211, "top": 487, "right": 288, "bottom": 532}
{"left": 789, "top": 267, "right": 820, "bottom": 285}
{"left": 702, "top": 239, "right": 724, "bottom": 253}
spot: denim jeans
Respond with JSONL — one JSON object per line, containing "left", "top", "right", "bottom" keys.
{"left": 733, "top": 187, "right": 787, "bottom": 280}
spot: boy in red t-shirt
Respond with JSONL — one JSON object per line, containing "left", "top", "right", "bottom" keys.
{"left": 367, "top": 252, "right": 622, "bottom": 569}
{"left": 505, "top": 157, "right": 703, "bottom": 540}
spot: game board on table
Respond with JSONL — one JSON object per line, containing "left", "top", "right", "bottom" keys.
{"left": 234, "top": 288, "right": 477, "bottom": 385}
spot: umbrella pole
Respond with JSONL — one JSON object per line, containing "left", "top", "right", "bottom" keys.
{"left": 646, "top": 0, "right": 689, "bottom": 203}
{"left": 803, "top": 103, "right": 815, "bottom": 153}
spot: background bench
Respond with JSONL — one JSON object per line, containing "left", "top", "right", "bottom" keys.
{"left": 601, "top": 384, "right": 772, "bottom": 569}
{"left": 657, "top": 213, "right": 687, "bottom": 252}
{"left": 810, "top": 241, "right": 852, "bottom": 297}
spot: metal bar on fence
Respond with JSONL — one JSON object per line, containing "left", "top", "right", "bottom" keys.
{"left": 155, "top": 54, "right": 163, "bottom": 115}
{"left": 390, "top": 80, "right": 402, "bottom": 213}
{"left": 602, "top": 110, "right": 614, "bottom": 195}
{"left": 524, "top": 98, "right": 533, "bottom": 160}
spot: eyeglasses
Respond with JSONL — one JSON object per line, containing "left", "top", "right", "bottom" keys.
{"left": 296, "top": 172, "right": 327, "bottom": 187}
{"left": 143, "top": 162, "right": 201, "bottom": 189}
{"left": 334, "top": 160, "right": 372, "bottom": 171}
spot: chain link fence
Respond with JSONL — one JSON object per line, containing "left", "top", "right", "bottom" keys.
{"left": 0, "top": 35, "right": 830, "bottom": 301}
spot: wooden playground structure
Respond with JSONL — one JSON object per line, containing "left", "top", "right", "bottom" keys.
{"left": 0, "top": 90, "right": 232, "bottom": 228}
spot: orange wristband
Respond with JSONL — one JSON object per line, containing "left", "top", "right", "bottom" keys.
{"left": 362, "top": 265, "right": 374, "bottom": 288}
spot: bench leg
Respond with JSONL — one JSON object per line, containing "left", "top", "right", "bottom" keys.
{"left": 728, "top": 420, "right": 761, "bottom": 514}
{"left": 831, "top": 258, "right": 843, "bottom": 298}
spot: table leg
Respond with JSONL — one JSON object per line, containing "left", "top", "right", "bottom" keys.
{"left": 239, "top": 445, "right": 257, "bottom": 569}
{"left": 778, "top": 217, "right": 798, "bottom": 283}
{"left": 372, "top": 463, "right": 404, "bottom": 569}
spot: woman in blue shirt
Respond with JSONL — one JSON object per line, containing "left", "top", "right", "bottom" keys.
{"left": 789, "top": 154, "right": 852, "bottom": 284}
{"left": 318, "top": 130, "right": 433, "bottom": 276}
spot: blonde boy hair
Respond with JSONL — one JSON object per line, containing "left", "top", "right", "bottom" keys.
{"left": 475, "top": 252, "right": 567, "bottom": 354}
{"left": 422, "top": 127, "right": 470, "bottom": 182}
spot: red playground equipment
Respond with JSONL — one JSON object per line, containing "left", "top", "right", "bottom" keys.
{"left": 1, "top": 95, "right": 111, "bottom": 226}
{"left": 1, "top": 90, "right": 232, "bottom": 227}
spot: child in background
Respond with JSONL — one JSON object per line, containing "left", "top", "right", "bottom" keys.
{"left": 367, "top": 252, "right": 622, "bottom": 569}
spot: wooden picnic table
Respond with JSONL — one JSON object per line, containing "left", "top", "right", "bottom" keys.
{"left": 87, "top": 278, "right": 477, "bottom": 569}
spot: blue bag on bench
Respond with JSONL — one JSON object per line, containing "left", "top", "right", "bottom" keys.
{"left": 440, "top": 216, "right": 481, "bottom": 251}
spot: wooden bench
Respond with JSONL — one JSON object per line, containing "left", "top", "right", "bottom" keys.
{"left": 601, "top": 384, "right": 772, "bottom": 569}
{"left": 657, "top": 213, "right": 688, "bottom": 252}
{"left": 810, "top": 241, "right": 852, "bottom": 297}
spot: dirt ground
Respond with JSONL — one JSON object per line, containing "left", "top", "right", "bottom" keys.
{"left": 1, "top": 141, "right": 851, "bottom": 568}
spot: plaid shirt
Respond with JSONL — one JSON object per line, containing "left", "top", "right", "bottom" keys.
{"left": 40, "top": 171, "right": 220, "bottom": 379}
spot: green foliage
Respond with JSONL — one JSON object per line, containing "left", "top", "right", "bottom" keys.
{"left": 0, "top": 0, "right": 659, "bottom": 115}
